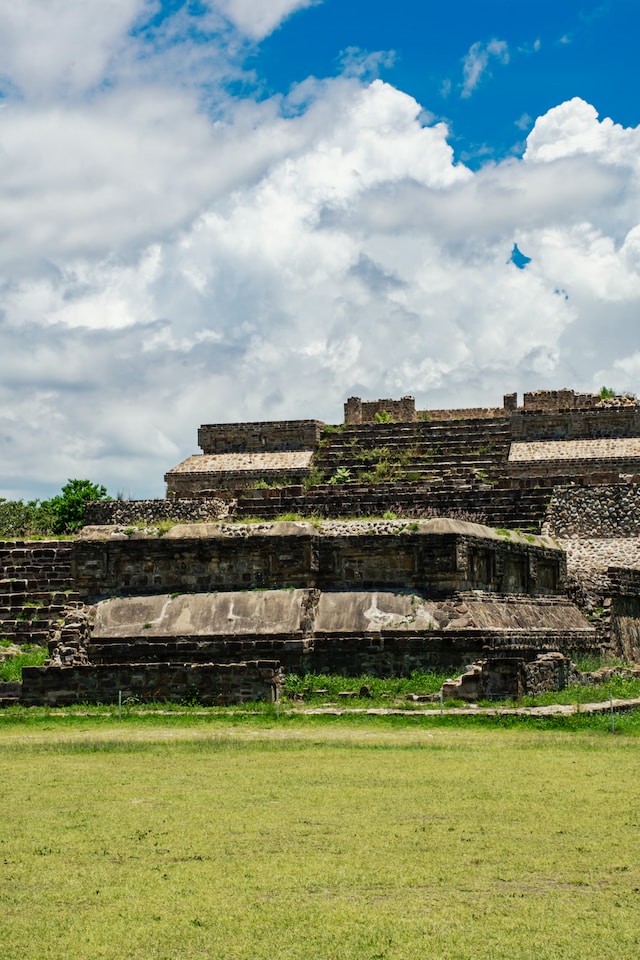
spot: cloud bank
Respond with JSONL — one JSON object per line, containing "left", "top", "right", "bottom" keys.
{"left": 1, "top": 3, "right": 639, "bottom": 500}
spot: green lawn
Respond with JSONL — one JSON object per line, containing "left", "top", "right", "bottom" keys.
{"left": 1, "top": 717, "right": 639, "bottom": 960}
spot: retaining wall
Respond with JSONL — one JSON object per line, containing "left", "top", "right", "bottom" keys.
{"left": 72, "top": 522, "right": 565, "bottom": 601}
{"left": 84, "top": 498, "right": 232, "bottom": 526}
{"left": 20, "top": 660, "right": 282, "bottom": 707}
{"left": 545, "top": 484, "right": 640, "bottom": 538}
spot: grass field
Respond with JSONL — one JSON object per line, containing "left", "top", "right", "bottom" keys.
{"left": 1, "top": 713, "right": 640, "bottom": 960}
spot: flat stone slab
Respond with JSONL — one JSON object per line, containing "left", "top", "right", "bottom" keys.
{"left": 93, "top": 588, "right": 591, "bottom": 638}
{"left": 316, "top": 592, "right": 437, "bottom": 632}
{"left": 94, "top": 590, "right": 306, "bottom": 637}
{"left": 509, "top": 438, "right": 640, "bottom": 461}
{"left": 167, "top": 451, "right": 313, "bottom": 473}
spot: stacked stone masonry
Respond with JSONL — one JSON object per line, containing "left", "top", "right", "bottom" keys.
{"left": 0, "top": 541, "right": 80, "bottom": 647}
{"left": 8, "top": 386, "right": 640, "bottom": 707}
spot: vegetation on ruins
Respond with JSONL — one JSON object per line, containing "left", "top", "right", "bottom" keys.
{"left": 0, "top": 478, "right": 110, "bottom": 538}
{"left": 373, "top": 409, "right": 393, "bottom": 422}
{"left": 1, "top": 719, "right": 640, "bottom": 960}
{"left": 0, "top": 643, "right": 48, "bottom": 682}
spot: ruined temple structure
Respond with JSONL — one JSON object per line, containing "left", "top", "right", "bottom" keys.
{"left": 5, "top": 387, "right": 640, "bottom": 706}
{"left": 161, "top": 388, "right": 640, "bottom": 528}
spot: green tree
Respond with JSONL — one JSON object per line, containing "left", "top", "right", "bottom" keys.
{"left": 45, "top": 479, "right": 111, "bottom": 534}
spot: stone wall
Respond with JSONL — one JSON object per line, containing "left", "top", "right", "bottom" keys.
{"left": 20, "top": 660, "right": 282, "bottom": 707}
{"left": 511, "top": 406, "right": 640, "bottom": 441}
{"left": 85, "top": 497, "right": 233, "bottom": 526}
{"left": 0, "top": 540, "right": 79, "bottom": 646}
{"left": 309, "top": 630, "right": 596, "bottom": 677}
{"left": 165, "top": 452, "right": 313, "bottom": 497}
{"left": 422, "top": 407, "right": 506, "bottom": 421}
{"left": 609, "top": 569, "right": 640, "bottom": 662}
{"left": 72, "top": 521, "right": 565, "bottom": 602}
{"left": 197, "top": 420, "right": 323, "bottom": 454}
{"left": 509, "top": 438, "right": 640, "bottom": 462}
{"left": 522, "top": 389, "right": 600, "bottom": 411}
{"left": 344, "top": 396, "right": 416, "bottom": 424}
{"left": 544, "top": 484, "right": 640, "bottom": 538}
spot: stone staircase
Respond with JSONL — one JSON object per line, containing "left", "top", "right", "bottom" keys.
{"left": 235, "top": 481, "right": 553, "bottom": 529}
{"left": 233, "top": 416, "right": 558, "bottom": 527}
{"left": 313, "top": 417, "right": 512, "bottom": 487}
{"left": 0, "top": 541, "right": 81, "bottom": 647}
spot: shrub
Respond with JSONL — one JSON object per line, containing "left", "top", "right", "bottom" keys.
{"left": 45, "top": 479, "right": 111, "bottom": 534}
{"left": 327, "top": 467, "right": 352, "bottom": 485}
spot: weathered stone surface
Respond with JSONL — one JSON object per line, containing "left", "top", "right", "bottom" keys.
{"left": 510, "top": 438, "right": 640, "bottom": 461}
{"left": 20, "top": 660, "right": 283, "bottom": 707}
{"left": 72, "top": 520, "right": 564, "bottom": 601}
{"left": 93, "top": 590, "right": 306, "bottom": 638}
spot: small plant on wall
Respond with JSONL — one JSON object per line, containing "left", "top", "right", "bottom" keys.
{"left": 327, "top": 467, "right": 352, "bottom": 485}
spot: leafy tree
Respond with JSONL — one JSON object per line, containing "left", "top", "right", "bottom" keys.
{"left": 45, "top": 479, "right": 111, "bottom": 534}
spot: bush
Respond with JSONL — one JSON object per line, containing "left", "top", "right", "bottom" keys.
{"left": 46, "top": 479, "right": 111, "bottom": 534}
{"left": 0, "top": 479, "right": 111, "bottom": 538}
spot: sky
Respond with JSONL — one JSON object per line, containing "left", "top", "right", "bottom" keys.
{"left": 2, "top": 0, "right": 640, "bottom": 501}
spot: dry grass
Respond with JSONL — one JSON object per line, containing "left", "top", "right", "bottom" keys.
{"left": 1, "top": 720, "right": 640, "bottom": 959}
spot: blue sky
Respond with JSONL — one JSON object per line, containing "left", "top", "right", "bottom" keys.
{"left": 1, "top": 0, "right": 640, "bottom": 500}
{"left": 259, "top": 0, "right": 638, "bottom": 162}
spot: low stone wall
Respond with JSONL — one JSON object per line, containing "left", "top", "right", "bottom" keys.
{"left": 421, "top": 407, "right": 505, "bottom": 421}
{"left": 511, "top": 406, "right": 640, "bottom": 441}
{"left": 544, "top": 484, "right": 640, "bottom": 538}
{"left": 522, "top": 389, "right": 600, "bottom": 411}
{"left": 344, "top": 396, "right": 416, "bottom": 424}
{"left": 84, "top": 498, "right": 232, "bottom": 526}
{"left": 20, "top": 660, "right": 282, "bottom": 706}
{"left": 198, "top": 420, "right": 323, "bottom": 454}
{"left": 310, "top": 629, "right": 598, "bottom": 676}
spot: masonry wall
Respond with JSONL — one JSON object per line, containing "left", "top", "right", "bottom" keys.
{"left": 344, "top": 396, "right": 416, "bottom": 424}
{"left": 309, "top": 629, "right": 597, "bottom": 676}
{"left": 545, "top": 484, "right": 640, "bottom": 538}
{"left": 198, "top": 420, "right": 323, "bottom": 454}
{"left": 522, "top": 389, "right": 600, "bottom": 411}
{"left": 0, "top": 540, "right": 78, "bottom": 646}
{"left": 85, "top": 498, "right": 232, "bottom": 526}
{"left": 20, "top": 660, "right": 281, "bottom": 707}
{"left": 421, "top": 407, "right": 505, "bottom": 421}
{"left": 72, "top": 526, "right": 565, "bottom": 601}
{"left": 608, "top": 569, "right": 640, "bottom": 662}
{"left": 511, "top": 407, "right": 640, "bottom": 441}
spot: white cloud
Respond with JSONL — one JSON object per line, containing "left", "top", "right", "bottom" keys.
{"left": 0, "top": 0, "right": 148, "bottom": 98}
{"left": 212, "top": 0, "right": 320, "bottom": 40}
{"left": 461, "top": 38, "right": 509, "bottom": 98}
{"left": 2, "top": 6, "right": 640, "bottom": 501}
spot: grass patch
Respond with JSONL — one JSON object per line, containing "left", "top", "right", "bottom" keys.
{"left": 0, "top": 645, "right": 49, "bottom": 682}
{"left": 1, "top": 719, "right": 640, "bottom": 959}
{"left": 285, "top": 670, "right": 447, "bottom": 705}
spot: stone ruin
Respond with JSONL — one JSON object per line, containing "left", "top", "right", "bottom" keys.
{"left": 4, "top": 387, "right": 640, "bottom": 706}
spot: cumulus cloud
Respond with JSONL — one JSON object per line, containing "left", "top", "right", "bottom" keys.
{"left": 2, "top": 6, "right": 640, "bottom": 500}
{"left": 461, "top": 38, "right": 509, "bottom": 98}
